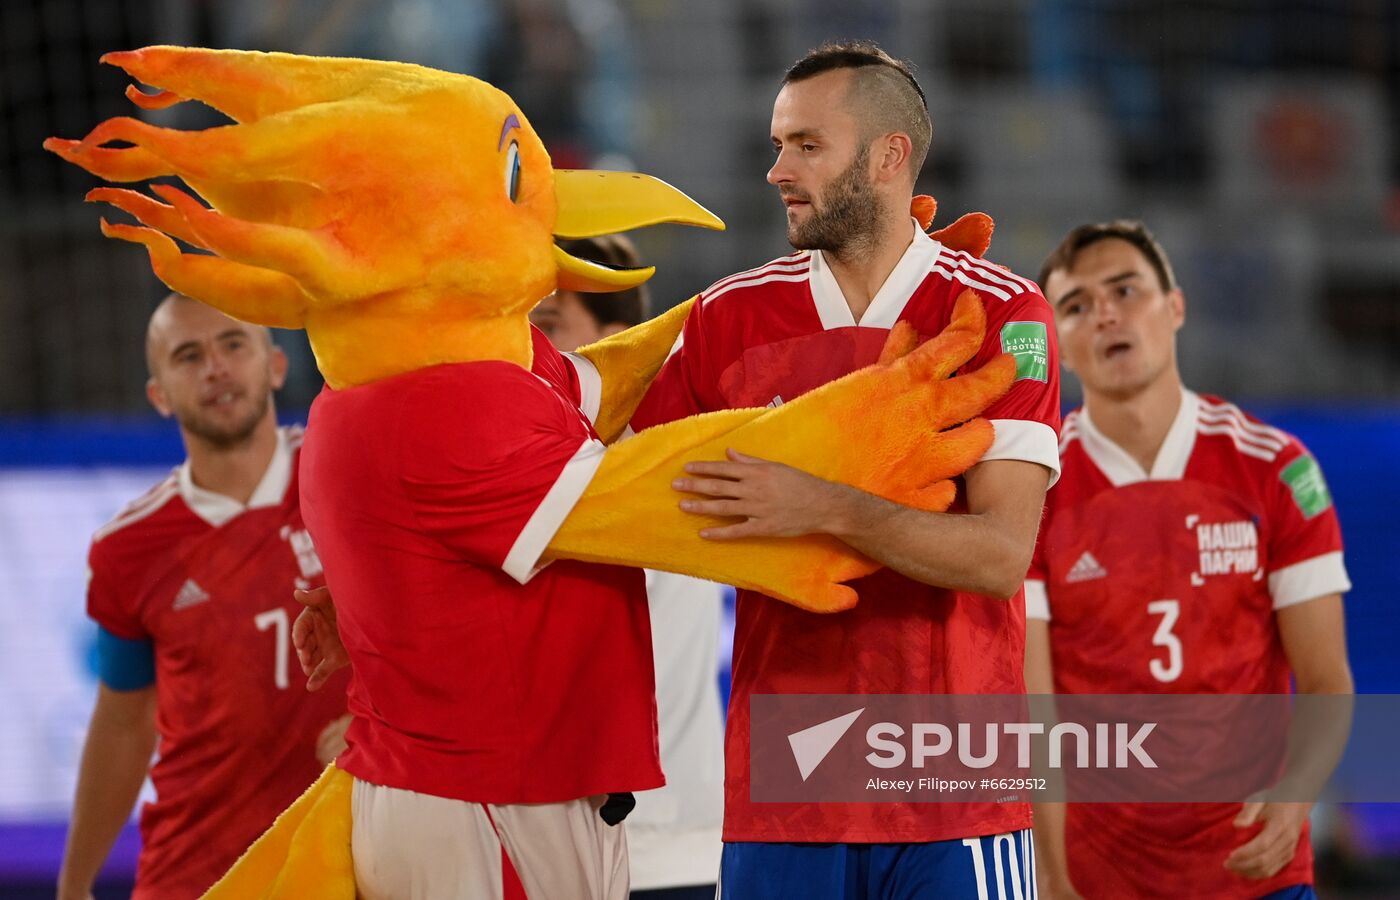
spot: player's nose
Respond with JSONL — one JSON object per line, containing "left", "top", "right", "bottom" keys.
{"left": 1092, "top": 295, "right": 1121, "bottom": 328}
{"left": 767, "top": 149, "right": 795, "bottom": 186}
{"left": 202, "top": 347, "right": 233, "bottom": 379}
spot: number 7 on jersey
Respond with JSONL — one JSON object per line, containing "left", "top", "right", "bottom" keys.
{"left": 254, "top": 607, "right": 291, "bottom": 690}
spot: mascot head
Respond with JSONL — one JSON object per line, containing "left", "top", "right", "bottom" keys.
{"left": 46, "top": 47, "right": 723, "bottom": 386}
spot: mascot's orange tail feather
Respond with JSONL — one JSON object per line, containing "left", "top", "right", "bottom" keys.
{"left": 201, "top": 765, "right": 355, "bottom": 899}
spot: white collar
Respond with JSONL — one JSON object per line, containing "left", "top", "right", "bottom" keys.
{"left": 1077, "top": 388, "right": 1199, "bottom": 487}
{"left": 809, "top": 218, "right": 942, "bottom": 330}
{"left": 178, "top": 427, "right": 293, "bottom": 527}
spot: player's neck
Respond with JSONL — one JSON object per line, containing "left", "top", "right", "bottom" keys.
{"left": 823, "top": 211, "right": 913, "bottom": 323}
{"left": 1084, "top": 371, "right": 1184, "bottom": 473}
{"left": 182, "top": 413, "right": 280, "bottom": 506}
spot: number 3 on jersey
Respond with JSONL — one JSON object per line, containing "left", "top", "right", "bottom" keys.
{"left": 254, "top": 607, "right": 291, "bottom": 689}
{"left": 1146, "top": 599, "right": 1182, "bottom": 683}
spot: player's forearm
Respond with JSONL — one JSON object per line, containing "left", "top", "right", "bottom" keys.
{"left": 58, "top": 697, "right": 157, "bottom": 897}
{"left": 1274, "top": 597, "right": 1354, "bottom": 798}
{"left": 1272, "top": 685, "right": 1353, "bottom": 801}
{"left": 1031, "top": 802, "right": 1079, "bottom": 895}
{"left": 820, "top": 484, "right": 1031, "bottom": 598}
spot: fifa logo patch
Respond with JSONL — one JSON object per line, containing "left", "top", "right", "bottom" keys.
{"left": 1280, "top": 455, "right": 1332, "bottom": 519}
{"left": 999, "top": 321, "right": 1049, "bottom": 383}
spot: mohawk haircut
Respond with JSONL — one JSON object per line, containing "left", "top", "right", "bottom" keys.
{"left": 783, "top": 40, "right": 932, "bottom": 178}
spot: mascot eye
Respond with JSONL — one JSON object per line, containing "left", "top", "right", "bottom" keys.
{"left": 504, "top": 140, "right": 522, "bottom": 203}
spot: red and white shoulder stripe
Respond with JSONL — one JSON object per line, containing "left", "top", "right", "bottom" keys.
{"left": 928, "top": 248, "right": 1040, "bottom": 303}
{"left": 699, "top": 252, "right": 811, "bottom": 306}
{"left": 1058, "top": 409, "right": 1083, "bottom": 453}
{"left": 92, "top": 471, "right": 180, "bottom": 543}
{"left": 1195, "top": 397, "right": 1290, "bottom": 463}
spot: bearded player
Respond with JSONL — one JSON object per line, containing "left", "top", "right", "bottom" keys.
{"left": 633, "top": 41, "right": 1061, "bottom": 899}
{"left": 1025, "top": 221, "right": 1354, "bottom": 900}
{"left": 58, "top": 294, "right": 349, "bottom": 900}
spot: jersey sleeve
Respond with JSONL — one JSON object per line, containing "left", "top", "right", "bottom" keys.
{"left": 529, "top": 324, "right": 585, "bottom": 407}
{"left": 961, "top": 287, "right": 1062, "bottom": 485}
{"left": 1265, "top": 438, "right": 1351, "bottom": 610}
{"left": 629, "top": 297, "right": 725, "bottom": 430}
{"left": 86, "top": 541, "right": 150, "bottom": 641}
{"left": 398, "top": 365, "right": 605, "bottom": 583}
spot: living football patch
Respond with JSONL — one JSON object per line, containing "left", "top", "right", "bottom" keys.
{"left": 1000, "top": 321, "right": 1049, "bottom": 383}
{"left": 1280, "top": 454, "right": 1333, "bottom": 518}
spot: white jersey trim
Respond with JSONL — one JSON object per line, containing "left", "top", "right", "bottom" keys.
{"left": 1269, "top": 551, "right": 1352, "bottom": 610}
{"left": 1195, "top": 399, "right": 1287, "bottom": 462}
{"left": 809, "top": 219, "right": 945, "bottom": 330}
{"left": 1197, "top": 398, "right": 1289, "bottom": 450}
{"left": 1073, "top": 389, "right": 1198, "bottom": 486}
{"left": 936, "top": 249, "right": 1035, "bottom": 301}
{"left": 92, "top": 474, "right": 179, "bottom": 542}
{"left": 984, "top": 420, "right": 1062, "bottom": 487}
{"left": 501, "top": 437, "right": 607, "bottom": 584}
{"left": 703, "top": 253, "right": 808, "bottom": 298}
{"left": 1058, "top": 413, "right": 1081, "bottom": 454}
{"left": 178, "top": 426, "right": 295, "bottom": 528}
{"left": 1023, "top": 579, "right": 1050, "bottom": 621}
{"left": 563, "top": 352, "right": 603, "bottom": 425}
{"left": 703, "top": 269, "right": 811, "bottom": 308}
{"left": 1194, "top": 424, "right": 1280, "bottom": 462}
{"left": 930, "top": 262, "right": 1012, "bottom": 301}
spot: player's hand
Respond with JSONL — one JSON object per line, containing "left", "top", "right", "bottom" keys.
{"left": 1225, "top": 800, "right": 1311, "bottom": 879}
{"left": 1038, "top": 880, "right": 1085, "bottom": 900}
{"left": 675, "top": 448, "right": 848, "bottom": 539}
{"left": 315, "top": 713, "right": 353, "bottom": 765}
{"left": 293, "top": 586, "right": 350, "bottom": 691}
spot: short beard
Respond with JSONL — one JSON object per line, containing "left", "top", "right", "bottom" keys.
{"left": 178, "top": 388, "right": 271, "bottom": 449}
{"left": 785, "top": 144, "right": 882, "bottom": 261}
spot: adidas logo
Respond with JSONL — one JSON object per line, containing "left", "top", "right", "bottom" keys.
{"left": 767, "top": 395, "right": 785, "bottom": 409}
{"left": 1066, "top": 551, "right": 1108, "bottom": 584}
{"left": 172, "top": 578, "right": 211, "bottom": 610}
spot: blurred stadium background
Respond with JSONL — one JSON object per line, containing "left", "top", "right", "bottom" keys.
{"left": 1, "top": 0, "right": 1396, "bottom": 896}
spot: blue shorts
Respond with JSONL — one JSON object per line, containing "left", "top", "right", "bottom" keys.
{"left": 719, "top": 830, "right": 1036, "bottom": 900}
{"left": 1258, "top": 888, "right": 1316, "bottom": 900}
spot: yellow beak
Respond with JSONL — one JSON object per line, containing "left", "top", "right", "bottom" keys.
{"left": 552, "top": 169, "right": 725, "bottom": 293}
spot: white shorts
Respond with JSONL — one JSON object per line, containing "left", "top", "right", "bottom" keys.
{"left": 351, "top": 778, "right": 629, "bottom": 900}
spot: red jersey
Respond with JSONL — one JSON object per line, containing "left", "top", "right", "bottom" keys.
{"left": 631, "top": 223, "right": 1062, "bottom": 843}
{"left": 299, "top": 330, "right": 662, "bottom": 805}
{"left": 86, "top": 426, "right": 349, "bottom": 899}
{"left": 1026, "top": 389, "right": 1351, "bottom": 898}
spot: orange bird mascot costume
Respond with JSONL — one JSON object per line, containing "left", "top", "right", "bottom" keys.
{"left": 49, "top": 47, "right": 1012, "bottom": 898}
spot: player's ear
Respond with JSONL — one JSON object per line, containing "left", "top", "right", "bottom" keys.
{"left": 146, "top": 376, "right": 173, "bottom": 418}
{"left": 1168, "top": 288, "right": 1186, "bottom": 332}
{"left": 268, "top": 343, "right": 289, "bottom": 391}
{"left": 874, "top": 132, "right": 912, "bottom": 185}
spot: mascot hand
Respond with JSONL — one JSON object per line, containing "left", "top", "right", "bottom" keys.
{"left": 572, "top": 297, "right": 694, "bottom": 443}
